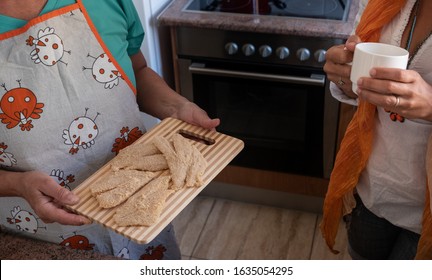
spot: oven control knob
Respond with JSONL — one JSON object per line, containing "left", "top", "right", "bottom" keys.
{"left": 225, "top": 42, "right": 239, "bottom": 55}
{"left": 296, "top": 48, "right": 311, "bottom": 61}
{"left": 242, "top": 44, "right": 256, "bottom": 56}
{"left": 259, "top": 45, "right": 272, "bottom": 58}
{"left": 275, "top": 47, "right": 290, "bottom": 60}
{"left": 314, "top": 49, "right": 327, "bottom": 63}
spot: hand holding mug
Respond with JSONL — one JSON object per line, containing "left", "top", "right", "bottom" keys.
{"left": 350, "top": 42, "right": 409, "bottom": 95}
{"left": 323, "top": 35, "right": 361, "bottom": 98}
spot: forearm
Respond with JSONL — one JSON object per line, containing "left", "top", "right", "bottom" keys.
{"left": 0, "top": 170, "right": 25, "bottom": 197}
{"left": 135, "top": 66, "right": 189, "bottom": 119}
{"left": 130, "top": 51, "right": 219, "bottom": 130}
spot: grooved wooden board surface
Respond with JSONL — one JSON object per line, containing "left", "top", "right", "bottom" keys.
{"left": 67, "top": 117, "right": 244, "bottom": 244}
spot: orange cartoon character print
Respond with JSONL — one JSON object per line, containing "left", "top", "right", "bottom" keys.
{"left": 0, "top": 142, "right": 17, "bottom": 168}
{"left": 83, "top": 53, "right": 123, "bottom": 89}
{"left": 0, "top": 80, "right": 44, "bottom": 131}
{"left": 7, "top": 206, "right": 45, "bottom": 234}
{"left": 63, "top": 108, "right": 100, "bottom": 155}
{"left": 112, "top": 126, "right": 143, "bottom": 155}
{"left": 60, "top": 233, "right": 94, "bottom": 251}
{"left": 50, "top": 169, "right": 75, "bottom": 191}
{"left": 26, "top": 27, "right": 70, "bottom": 66}
{"left": 140, "top": 244, "right": 167, "bottom": 260}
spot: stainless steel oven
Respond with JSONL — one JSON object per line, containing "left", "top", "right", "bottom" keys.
{"left": 175, "top": 26, "right": 344, "bottom": 178}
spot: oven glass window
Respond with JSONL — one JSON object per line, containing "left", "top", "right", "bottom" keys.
{"left": 193, "top": 69, "right": 325, "bottom": 177}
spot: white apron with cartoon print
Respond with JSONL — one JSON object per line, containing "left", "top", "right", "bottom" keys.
{"left": 0, "top": 2, "right": 169, "bottom": 256}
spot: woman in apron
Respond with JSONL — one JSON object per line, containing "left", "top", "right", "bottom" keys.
{"left": 0, "top": 0, "right": 220, "bottom": 259}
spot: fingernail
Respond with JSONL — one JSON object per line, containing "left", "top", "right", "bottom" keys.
{"left": 370, "top": 69, "right": 376, "bottom": 76}
{"left": 67, "top": 193, "right": 80, "bottom": 204}
{"left": 81, "top": 218, "right": 92, "bottom": 225}
{"left": 357, "top": 78, "right": 363, "bottom": 86}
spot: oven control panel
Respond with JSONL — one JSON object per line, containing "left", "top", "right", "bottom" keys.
{"left": 176, "top": 27, "right": 345, "bottom": 68}
{"left": 224, "top": 42, "right": 329, "bottom": 64}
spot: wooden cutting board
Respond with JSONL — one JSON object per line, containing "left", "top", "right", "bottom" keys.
{"left": 67, "top": 117, "right": 244, "bottom": 244}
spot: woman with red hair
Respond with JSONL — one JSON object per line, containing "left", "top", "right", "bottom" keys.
{"left": 321, "top": 0, "right": 432, "bottom": 259}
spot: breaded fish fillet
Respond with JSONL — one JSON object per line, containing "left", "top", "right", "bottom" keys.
{"left": 110, "top": 141, "right": 168, "bottom": 172}
{"left": 154, "top": 134, "right": 207, "bottom": 190}
{"left": 113, "top": 175, "right": 173, "bottom": 226}
{"left": 91, "top": 170, "right": 156, "bottom": 208}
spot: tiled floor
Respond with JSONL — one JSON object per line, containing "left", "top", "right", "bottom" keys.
{"left": 172, "top": 195, "right": 351, "bottom": 260}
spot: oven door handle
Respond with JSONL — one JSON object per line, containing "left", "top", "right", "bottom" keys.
{"left": 189, "top": 63, "right": 325, "bottom": 86}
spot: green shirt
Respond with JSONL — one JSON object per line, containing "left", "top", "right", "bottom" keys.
{"left": 0, "top": 0, "right": 144, "bottom": 87}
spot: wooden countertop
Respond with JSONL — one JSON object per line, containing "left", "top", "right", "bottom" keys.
{"left": 158, "top": 0, "right": 359, "bottom": 39}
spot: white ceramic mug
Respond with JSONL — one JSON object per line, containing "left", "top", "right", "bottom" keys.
{"left": 350, "top": 42, "right": 409, "bottom": 94}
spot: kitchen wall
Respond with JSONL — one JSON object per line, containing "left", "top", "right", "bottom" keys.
{"left": 132, "top": 0, "right": 174, "bottom": 129}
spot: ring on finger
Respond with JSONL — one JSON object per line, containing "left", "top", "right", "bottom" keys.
{"left": 337, "top": 77, "right": 345, "bottom": 86}
{"left": 394, "top": 95, "right": 400, "bottom": 108}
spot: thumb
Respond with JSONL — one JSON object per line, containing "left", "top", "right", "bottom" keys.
{"left": 200, "top": 118, "right": 220, "bottom": 130}
{"left": 346, "top": 35, "right": 362, "bottom": 52}
{"left": 346, "top": 34, "right": 362, "bottom": 44}
{"left": 46, "top": 184, "right": 80, "bottom": 206}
